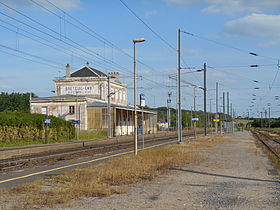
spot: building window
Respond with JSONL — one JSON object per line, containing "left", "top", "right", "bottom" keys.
{"left": 69, "top": 106, "right": 75, "bottom": 114}
{"left": 42, "top": 106, "right": 48, "bottom": 115}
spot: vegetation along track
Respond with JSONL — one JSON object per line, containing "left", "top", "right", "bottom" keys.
{"left": 251, "top": 130, "right": 280, "bottom": 159}
{"left": 0, "top": 131, "right": 203, "bottom": 172}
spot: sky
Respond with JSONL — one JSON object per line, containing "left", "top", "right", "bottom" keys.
{"left": 0, "top": 0, "right": 280, "bottom": 118}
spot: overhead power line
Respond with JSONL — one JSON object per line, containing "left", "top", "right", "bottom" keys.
{"left": 181, "top": 30, "right": 279, "bottom": 61}
{"left": 0, "top": 1, "right": 135, "bottom": 76}
{"left": 119, "top": 0, "right": 176, "bottom": 52}
{"left": 34, "top": 0, "right": 168, "bottom": 89}
{"left": 118, "top": 0, "right": 203, "bottom": 86}
{"left": 0, "top": 48, "right": 61, "bottom": 69}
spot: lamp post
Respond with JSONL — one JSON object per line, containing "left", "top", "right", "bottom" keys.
{"left": 133, "top": 38, "right": 145, "bottom": 155}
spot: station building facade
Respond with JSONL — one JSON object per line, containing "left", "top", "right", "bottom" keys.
{"left": 30, "top": 64, "right": 157, "bottom": 136}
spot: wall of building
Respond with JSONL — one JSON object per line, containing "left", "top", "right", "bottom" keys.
{"left": 30, "top": 100, "right": 88, "bottom": 130}
{"left": 55, "top": 79, "right": 127, "bottom": 106}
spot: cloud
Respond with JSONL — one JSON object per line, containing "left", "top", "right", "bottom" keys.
{"left": 0, "top": 85, "right": 12, "bottom": 89}
{"left": 144, "top": 10, "right": 158, "bottom": 19}
{"left": 164, "top": 0, "right": 280, "bottom": 14}
{"left": 224, "top": 13, "right": 280, "bottom": 37}
{"left": 223, "top": 13, "right": 280, "bottom": 47}
{"left": 1, "top": 0, "right": 81, "bottom": 11}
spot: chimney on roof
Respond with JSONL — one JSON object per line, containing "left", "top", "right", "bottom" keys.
{"left": 66, "top": 64, "right": 70, "bottom": 78}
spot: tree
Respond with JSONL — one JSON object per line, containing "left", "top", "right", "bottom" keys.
{"left": 0, "top": 92, "right": 37, "bottom": 113}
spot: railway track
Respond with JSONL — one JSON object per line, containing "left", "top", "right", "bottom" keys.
{"left": 251, "top": 130, "right": 280, "bottom": 159}
{"left": 0, "top": 131, "right": 203, "bottom": 172}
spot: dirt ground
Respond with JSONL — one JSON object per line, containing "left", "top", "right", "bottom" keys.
{"left": 57, "top": 131, "right": 280, "bottom": 210}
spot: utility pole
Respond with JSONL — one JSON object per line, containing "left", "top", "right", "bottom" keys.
{"left": 227, "top": 92, "right": 230, "bottom": 117}
{"left": 177, "top": 29, "right": 182, "bottom": 144}
{"left": 193, "top": 87, "right": 197, "bottom": 138}
{"left": 268, "top": 107, "right": 271, "bottom": 128}
{"left": 167, "top": 92, "right": 172, "bottom": 131}
{"left": 215, "top": 82, "right": 218, "bottom": 134}
{"left": 107, "top": 75, "right": 111, "bottom": 138}
{"left": 190, "top": 106, "right": 193, "bottom": 128}
{"left": 260, "top": 112, "right": 263, "bottom": 128}
{"left": 230, "top": 103, "right": 233, "bottom": 117}
{"left": 203, "top": 63, "right": 207, "bottom": 136}
{"left": 223, "top": 92, "right": 225, "bottom": 114}
{"left": 264, "top": 109, "right": 267, "bottom": 128}
{"left": 230, "top": 103, "right": 233, "bottom": 133}
{"left": 247, "top": 111, "right": 249, "bottom": 129}
{"left": 209, "top": 98, "right": 214, "bottom": 133}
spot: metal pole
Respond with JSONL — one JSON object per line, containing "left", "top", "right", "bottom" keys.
{"left": 268, "top": 107, "right": 271, "bottom": 128}
{"left": 107, "top": 76, "right": 111, "bottom": 138}
{"left": 133, "top": 42, "right": 138, "bottom": 155}
{"left": 203, "top": 63, "right": 207, "bottom": 136}
{"left": 260, "top": 112, "right": 263, "bottom": 128}
{"left": 167, "top": 99, "right": 169, "bottom": 130}
{"left": 168, "top": 92, "right": 172, "bottom": 131}
{"left": 230, "top": 103, "right": 233, "bottom": 117}
{"left": 247, "top": 112, "right": 249, "bottom": 129}
{"left": 177, "top": 29, "right": 182, "bottom": 144}
{"left": 190, "top": 107, "right": 193, "bottom": 128}
{"left": 194, "top": 87, "right": 197, "bottom": 138}
{"left": 227, "top": 92, "right": 230, "bottom": 116}
{"left": 142, "top": 106, "right": 144, "bottom": 148}
{"left": 215, "top": 82, "right": 218, "bottom": 134}
{"left": 223, "top": 92, "right": 225, "bottom": 114}
{"left": 168, "top": 100, "right": 171, "bottom": 131}
{"left": 230, "top": 103, "right": 233, "bottom": 133}
{"left": 209, "top": 99, "right": 212, "bottom": 133}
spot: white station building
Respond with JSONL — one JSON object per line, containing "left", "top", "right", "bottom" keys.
{"left": 30, "top": 63, "right": 157, "bottom": 136}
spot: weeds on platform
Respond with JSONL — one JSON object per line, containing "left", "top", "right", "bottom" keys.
{"left": 0, "top": 136, "right": 223, "bottom": 209}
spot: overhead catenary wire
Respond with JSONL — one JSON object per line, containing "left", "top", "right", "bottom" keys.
{"left": 181, "top": 30, "right": 280, "bottom": 61}
{"left": 118, "top": 0, "right": 203, "bottom": 87}
{"left": 0, "top": 2, "right": 137, "bottom": 77}
{"left": 38, "top": 0, "right": 168, "bottom": 89}
{"left": 0, "top": 48, "right": 62, "bottom": 69}
{"left": 0, "top": 11, "right": 167, "bottom": 92}
{"left": 0, "top": 20, "right": 134, "bottom": 75}
{"left": 207, "top": 66, "right": 266, "bottom": 85}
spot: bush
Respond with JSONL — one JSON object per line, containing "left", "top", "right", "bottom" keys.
{"left": 0, "top": 111, "right": 75, "bottom": 144}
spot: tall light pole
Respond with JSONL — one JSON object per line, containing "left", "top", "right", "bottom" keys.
{"left": 133, "top": 38, "right": 145, "bottom": 155}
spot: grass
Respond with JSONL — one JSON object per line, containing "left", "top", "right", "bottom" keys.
{"left": 0, "top": 135, "right": 223, "bottom": 209}
{"left": 256, "top": 128, "right": 280, "bottom": 132}
{"left": 257, "top": 140, "right": 280, "bottom": 172}
{"left": 0, "top": 131, "right": 107, "bottom": 147}
{"left": 77, "top": 131, "right": 107, "bottom": 141}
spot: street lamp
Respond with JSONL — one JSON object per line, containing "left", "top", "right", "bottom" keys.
{"left": 133, "top": 38, "right": 145, "bottom": 155}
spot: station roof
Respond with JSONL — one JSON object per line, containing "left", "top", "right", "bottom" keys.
{"left": 71, "top": 66, "right": 107, "bottom": 78}
{"left": 87, "top": 101, "right": 157, "bottom": 114}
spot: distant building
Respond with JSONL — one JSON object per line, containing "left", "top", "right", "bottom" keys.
{"left": 30, "top": 63, "right": 157, "bottom": 136}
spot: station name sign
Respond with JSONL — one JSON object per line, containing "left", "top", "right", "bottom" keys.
{"left": 61, "top": 85, "right": 97, "bottom": 95}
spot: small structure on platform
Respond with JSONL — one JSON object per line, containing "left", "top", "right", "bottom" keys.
{"left": 31, "top": 63, "right": 157, "bottom": 136}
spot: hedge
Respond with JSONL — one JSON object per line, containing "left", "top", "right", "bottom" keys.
{"left": 0, "top": 111, "right": 75, "bottom": 143}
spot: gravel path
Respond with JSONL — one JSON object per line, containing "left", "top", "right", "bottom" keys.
{"left": 59, "top": 131, "right": 280, "bottom": 210}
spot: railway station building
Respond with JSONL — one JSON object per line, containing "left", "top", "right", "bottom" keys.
{"left": 30, "top": 63, "right": 157, "bottom": 136}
